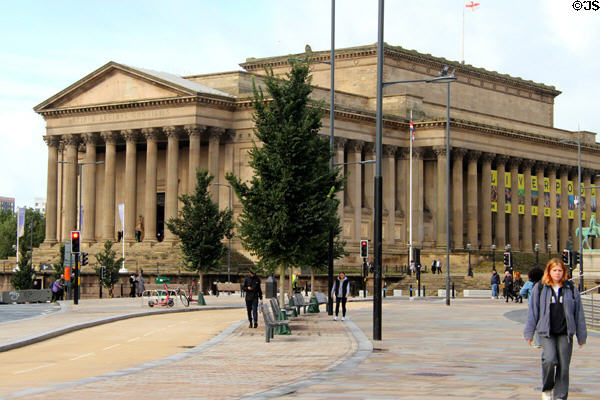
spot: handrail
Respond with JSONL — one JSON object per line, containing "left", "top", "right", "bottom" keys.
{"left": 581, "top": 285, "right": 600, "bottom": 295}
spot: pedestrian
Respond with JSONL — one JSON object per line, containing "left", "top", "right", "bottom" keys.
{"left": 431, "top": 260, "right": 436, "bottom": 274}
{"left": 520, "top": 267, "right": 544, "bottom": 348}
{"left": 490, "top": 270, "right": 500, "bottom": 299}
{"left": 331, "top": 271, "right": 350, "bottom": 321}
{"left": 513, "top": 271, "right": 524, "bottom": 303}
{"left": 437, "top": 260, "right": 442, "bottom": 274}
{"left": 136, "top": 271, "right": 145, "bottom": 297}
{"left": 243, "top": 269, "right": 262, "bottom": 328}
{"left": 214, "top": 280, "right": 220, "bottom": 297}
{"left": 524, "top": 258, "right": 587, "bottom": 400}
{"left": 51, "top": 274, "right": 64, "bottom": 302}
{"left": 383, "top": 280, "right": 387, "bottom": 298}
{"left": 129, "top": 273, "right": 137, "bottom": 298}
{"left": 503, "top": 271, "right": 514, "bottom": 302}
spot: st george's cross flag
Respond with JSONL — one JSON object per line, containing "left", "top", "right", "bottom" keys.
{"left": 465, "top": 1, "right": 480, "bottom": 10}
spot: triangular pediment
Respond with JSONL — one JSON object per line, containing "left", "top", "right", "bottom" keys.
{"left": 35, "top": 62, "right": 233, "bottom": 112}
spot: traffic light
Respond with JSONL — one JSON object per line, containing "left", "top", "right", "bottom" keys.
{"left": 562, "top": 249, "right": 571, "bottom": 266}
{"left": 413, "top": 248, "right": 421, "bottom": 266}
{"left": 81, "top": 252, "right": 88, "bottom": 266}
{"left": 100, "top": 265, "right": 106, "bottom": 279}
{"left": 574, "top": 251, "right": 581, "bottom": 265}
{"left": 360, "top": 240, "right": 368, "bottom": 259}
{"left": 362, "top": 260, "right": 368, "bottom": 277}
{"left": 70, "top": 231, "right": 80, "bottom": 254}
{"left": 503, "top": 252, "right": 511, "bottom": 267}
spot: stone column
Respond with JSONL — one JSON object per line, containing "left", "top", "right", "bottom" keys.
{"left": 347, "top": 140, "right": 364, "bottom": 241}
{"left": 43, "top": 136, "right": 60, "bottom": 244}
{"left": 466, "top": 151, "right": 480, "bottom": 249}
{"left": 548, "top": 164, "right": 558, "bottom": 251}
{"left": 535, "top": 163, "right": 546, "bottom": 249}
{"left": 334, "top": 138, "right": 346, "bottom": 226}
{"left": 101, "top": 131, "right": 118, "bottom": 241}
{"left": 434, "top": 146, "right": 448, "bottom": 248}
{"left": 208, "top": 127, "right": 225, "bottom": 204}
{"left": 508, "top": 158, "right": 521, "bottom": 250}
{"left": 62, "top": 135, "right": 79, "bottom": 241}
{"left": 185, "top": 124, "right": 206, "bottom": 193}
{"left": 559, "top": 166, "right": 569, "bottom": 251}
{"left": 522, "top": 160, "right": 534, "bottom": 252}
{"left": 396, "top": 148, "right": 408, "bottom": 245}
{"left": 481, "top": 153, "right": 494, "bottom": 249}
{"left": 412, "top": 149, "right": 425, "bottom": 247}
{"left": 383, "top": 145, "right": 396, "bottom": 244}
{"left": 82, "top": 133, "right": 98, "bottom": 243}
{"left": 593, "top": 173, "right": 600, "bottom": 248}
{"left": 142, "top": 128, "right": 159, "bottom": 243}
{"left": 363, "top": 143, "right": 375, "bottom": 211}
{"left": 123, "top": 130, "right": 138, "bottom": 243}
{"left": 452, "top": 148, "right": 466, "bottom": 249}
{"left": 495, "top": 155, "right": 508, "bottom": 249}
{"left": 164, "top": 126, "right": 180, "bottom": 241}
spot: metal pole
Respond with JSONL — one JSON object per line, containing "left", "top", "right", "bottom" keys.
{"left": 409, "top": 110, "right": 413, "bottom": 271}
{"left": 78, "top": 164, "right": 83, "bottom": 232}
{"left": 327, "top": 0, "right": 335, "bottom": 316}
{"left": 373, "top": 0, "right": 384, "bottom": 341}
{"left": 228, "top": 185, "right": 232, "bottom": 283}
{"left": 445, "top": 81, "right": 451, "bottom": 306}
{"left": 577, "top": 130, "right": 583, "bottom": 291}
{"left": 74, "top": 253, "right": 79, "bottom": 304}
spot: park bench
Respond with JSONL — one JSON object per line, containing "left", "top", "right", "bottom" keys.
{"left": 216, "top": 282, "right": 238, "bottom": 294}
{"left": 260, "top": 301, "right": 291, "bottom": 343}
{"left": 270, "top": 297, "right": 296, "bottom": 319}
{"left": 305, "top": 291, "right": 328, "bottom": 313}
{"left": 312, "top": 292, "right": 328, "bottom": 305}
{"left": 290, "top": 293, "right": 309, "bottom": 314}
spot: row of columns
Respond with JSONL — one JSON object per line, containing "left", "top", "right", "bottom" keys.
{"left": 43, "top": 125, "right": 225, "bottom": 244}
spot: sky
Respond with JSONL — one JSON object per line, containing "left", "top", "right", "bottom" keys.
{"left": 1, "top": 0, "right": 599, "bottom": 208}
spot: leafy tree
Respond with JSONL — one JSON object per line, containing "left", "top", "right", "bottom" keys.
{"left": 0, "top": 209, "right": 17, "bottom": 260}
{"left": 166, "top": 169, "right": 234, "bottom": 293}
{"left": 0, "top": 208, "right": 45, "bottom": 260}
{"left": 94, "top": 240, "right": 123, "bottom": 297}
{"left": 226, "top": 59, "right": 345, "bottom": 305}
{"left": 11, "top": 248, "right": 35, "bottom": 290}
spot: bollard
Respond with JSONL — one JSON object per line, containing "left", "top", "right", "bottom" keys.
{"left": 409, "top": 284, "right": 413, "bottom": 297}
{"left": 452, "top": 282, "right": 455, "bottom": 298}
{"left": 423, "top": 285, "right": 426, "bottom": 297}
{"left": 120, "top": 283, "right": 123, "bottom": 297}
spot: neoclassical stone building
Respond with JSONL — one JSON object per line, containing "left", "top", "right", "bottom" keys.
{"left": 35, "top": 44, "right": 600, "bottom": 269}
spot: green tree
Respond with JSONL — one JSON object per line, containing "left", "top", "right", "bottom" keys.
{"left": 0, "top": 208, "right": 45, "bottom": 260}
{"left": 166, "top": 169, "right": 234, "bottom": 293}
{"left": 226, "top": 59, "right": 345, "bottom": 305}
{"left": 94, "top": 240, "right": 123, "bottom": 297}
{"left": 11, "top": 248, "right": 35, "bottom": 290}
{"left": 0, "top": 209, "right": 16, "bottom": 259}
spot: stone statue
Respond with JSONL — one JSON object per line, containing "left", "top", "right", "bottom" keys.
{"left": 135, "top": 215, "right": 144, "bottom": 242}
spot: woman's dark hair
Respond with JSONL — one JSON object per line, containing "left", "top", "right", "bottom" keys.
{"left": 528, "top": 267, "right": 544, "bottom": 283}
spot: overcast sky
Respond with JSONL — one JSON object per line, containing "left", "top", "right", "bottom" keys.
{"left": 1, "top": 0, "right": 598, "bottom": 208}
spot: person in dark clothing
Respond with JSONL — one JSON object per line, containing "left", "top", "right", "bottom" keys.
{"left": 129, "top": 273, "right": 137, "bottom": 298}
{"left": 331, "top": 272, "right": 350, "bottom": 321}
{"left": 503, "top": 271, "right": 514, "bottom": 302}
{"left": 524, "top": 259, "right": 586, "bottom": 400}
{"left": 513, "top": 272, "right": 525, "bottom": 303}
{"left": 243, "top": 270, "right": 262, "bottom": 328}
{"left": 490, "top": 270, "right": 500, "bottom": 298}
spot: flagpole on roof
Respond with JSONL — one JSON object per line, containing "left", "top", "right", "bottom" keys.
{"left": 461, "top": 4, "right": 465, "bottom": 64}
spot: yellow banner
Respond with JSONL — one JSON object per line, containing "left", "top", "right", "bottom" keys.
{"left": 592, "top": 187, "right": 597, "bottom": 219}
{"left": 556, "top": 179, "right": 562, "bottom": 219}
{"left": 491, "top": 170, "right": 498, "bottom": 213}
{"left": 568, "top": 180, "right": 574, "bottom": 219}
{"left": 518, "top": 173, "right": 525, "bottom": 215}
{"left": 582, "top": 182, "right": 586, "bottom": 221}
{"left": 532, "top": 176, "right": 538, "bottom": 216}
{"left": 543, "top": 177, "right": 551, "bottom": 217}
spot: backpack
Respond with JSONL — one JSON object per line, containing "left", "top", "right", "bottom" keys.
{"left": 535, "top": 280, "right": 574, "bottom": 304}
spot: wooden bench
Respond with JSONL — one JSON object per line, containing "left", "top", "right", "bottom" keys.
{"left": 260, "top": 302, "right": 290, "bottom": 343}
{"left": 290, "top": 293, "right": 309, "bottom": 314}
{"left": 216, "top": 282, "right": 238, "bottom": 294}
{"left": 270, "top": 298, "right": 296, "bottom": 319}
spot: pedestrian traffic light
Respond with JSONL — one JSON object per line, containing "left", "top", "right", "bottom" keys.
{"left": 562, "top": 249, "right": 571, "bottom": 266}
{"left": 503, "top": 252, "right": 511, "bottom": 267}
{"left": 81, "top": 252, "right": 88, "bottom": 266}
{"left": 71, "top": 231, "right": 80, "bottom": 254}
{"left": 360, "top": 240, "right": 368, "bottom": 258}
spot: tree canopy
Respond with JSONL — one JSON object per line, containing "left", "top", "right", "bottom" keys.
{"left": 226, "top": 59, "right": 345, "bottom": 273}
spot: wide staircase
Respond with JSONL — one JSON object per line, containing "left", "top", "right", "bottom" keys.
{"left": 390, "top": 273, "right": 492, "bottom": 296}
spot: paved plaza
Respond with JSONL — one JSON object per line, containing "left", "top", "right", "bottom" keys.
{"left": 0, "top": 296, "right": 598, "bottom": 399}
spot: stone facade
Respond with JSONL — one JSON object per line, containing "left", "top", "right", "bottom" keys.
{"left": 34, "top": 44, "right": 600, "bottom": 270}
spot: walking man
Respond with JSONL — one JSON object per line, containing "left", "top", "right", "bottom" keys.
{"left": 243, "top": 269, "right": 262, "bottom": 328}
{"left": 332, "top": 272, "right": 350, "bottom": 321}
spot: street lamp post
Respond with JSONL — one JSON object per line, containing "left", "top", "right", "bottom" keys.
{"left": 548, "top": 243, "right": 552, "bottom": 255}
{"left": 535, "top": 243, "right": 540, "bottom": 268}
{"left": 467, "top": 243, "right": 472, "bottom": 277}
{"left": 491, "top": 244, "right": 496, "bottom": 272}
{"left": 212, "top": 183, "right": 232, "bottom": 283}
{"left": 327, "top": 0, "right": 336, "bottom": 317}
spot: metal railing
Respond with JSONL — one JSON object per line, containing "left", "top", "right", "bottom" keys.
{"left": 581, "top": 285, "right": 600, "bottom": 331}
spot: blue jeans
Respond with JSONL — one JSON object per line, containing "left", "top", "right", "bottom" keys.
{"left": 491, "top": 284, "right": 499, "bottom": 297}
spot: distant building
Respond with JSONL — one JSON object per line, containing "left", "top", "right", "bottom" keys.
{"left": 0, "top": 196, "right": 15, "bottom": 213}
{"left": 33, "top": 197, "right": 46, "bottom": 215}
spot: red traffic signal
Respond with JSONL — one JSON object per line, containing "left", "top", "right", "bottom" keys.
{"left": 71, "top": 231, "right": 81, "bottom": 254}
{"left": 360, "top": 240, "right": 368, "bottom": 258}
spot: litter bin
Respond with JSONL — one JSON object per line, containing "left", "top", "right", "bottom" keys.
{"left": 265, "top": 274, "right": 277, "bottom": 298}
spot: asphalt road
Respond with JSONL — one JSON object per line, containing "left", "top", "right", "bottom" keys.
{"left": 0, "top": 303, "right": 61, "bottom": 324}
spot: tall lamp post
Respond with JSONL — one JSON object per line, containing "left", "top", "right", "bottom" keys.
{"left": 535, "top": 243, "right": 540, "bottom": 268}
{"left": 560, "top": 133, "right": 583, "bottom": 291}
{"left": 491, "top": 244, "right": 496, "bottom": 271}
{"left": 467, "top": 243, "right": 472, "bottom": 277}
{"left": 212, "top": 183, "right": 232, "bottom": 283}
